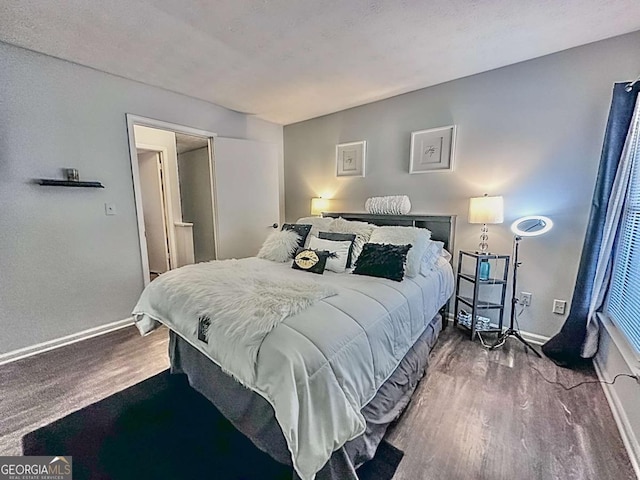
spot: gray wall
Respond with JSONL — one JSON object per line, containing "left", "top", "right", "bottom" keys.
{"left": 284, "top": 31, "right": 640, "bottom": 339}
{"left": 178, "top": 147, "right": 216, "bottom": 263}
{"left": 0, "top": 42, "right": 282, "bottom": 355}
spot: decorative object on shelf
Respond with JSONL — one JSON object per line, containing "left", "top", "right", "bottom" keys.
{"left": 409, "top": 125, "right": 456, "bottom": 174}
{"left": 65, "top": 168, "right": 80, "bottom": 182}
{"left": 336, "top": 141, "right": 366, "bottom": 177}
{"left": 490, "top": 215, "right": 554, "bottom": 357}
{"left": 478, "top": 259, "right": 491, "bottom": 281}
{"left": 468, "top": 194, "right": 504, "bottom": 280}
{"left": 457, "top": 310, "right": 491, "bottom": 332}
{"left": 310, "top": 197, "right": 330, "bottom": 216}
{"left": 454, "top": 250, "right": 510, "bottom": 340}
{"left": 365, "top": 195, "right": 411, "bottom": 215}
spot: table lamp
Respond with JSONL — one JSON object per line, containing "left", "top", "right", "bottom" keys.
{"left": 310, "top": 197, "right": 329, "bottom": 217}
{"left": 468, "top": 194, "right": 504, "bottom": 279}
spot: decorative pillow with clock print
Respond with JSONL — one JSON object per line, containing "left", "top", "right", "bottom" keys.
{"left": 291, "top": 248, "right": 331, "bottom": 274}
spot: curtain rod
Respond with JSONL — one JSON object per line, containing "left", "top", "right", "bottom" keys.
{"left": 625, "top": 74, "right": 640, "bottom": 92}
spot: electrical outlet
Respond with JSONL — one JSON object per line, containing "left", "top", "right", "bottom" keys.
{"left": 521, "top": 292, "right": 532, "bottom": 306}
{"left": 553, "top": 299, "right": 566, "bottom": 315}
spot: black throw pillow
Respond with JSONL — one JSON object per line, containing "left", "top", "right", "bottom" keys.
{"left": 282, "top": 224, "right": 312, "bottom": 249}
{"left": 352, "top": 243, "right": 412, "bottom": 282}
{"left": 318, "top": 231, "right": 357, "bottom": 268}
{"left": 291, "top": 248, "right": 330, "bottom": 274}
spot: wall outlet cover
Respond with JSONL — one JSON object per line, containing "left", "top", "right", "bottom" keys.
{"left": 521, "top": 292, "right": 532, "bottom": 306}
{"left": 553, "top": 299, "right": 566, "bottom": 315}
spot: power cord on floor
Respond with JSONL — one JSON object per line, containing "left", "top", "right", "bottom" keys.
{"left": 477, "top": 302, "right": 640, "bottom": 390}
{"left": 529, "top": 362, "right": 638, "bottom": 391}
{"left": 476, "top": 303, "right": 526, "bottom": 350}
{"left": 523, "top": 344, "right": 639, "bottom": 390}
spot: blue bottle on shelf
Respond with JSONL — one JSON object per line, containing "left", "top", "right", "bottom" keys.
{"left": 479, "top": 259, "right": 490, "bottom": 281}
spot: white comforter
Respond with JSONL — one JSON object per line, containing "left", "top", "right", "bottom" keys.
{"left": 133, "top": 256, "right": 454, "bottom": 480}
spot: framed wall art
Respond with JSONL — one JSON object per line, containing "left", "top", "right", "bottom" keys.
{"left": 336, "top": 141, "right": 366, "bottom": 177}
{"left": 409, "top": 125, "right": 456, "bottom": 174}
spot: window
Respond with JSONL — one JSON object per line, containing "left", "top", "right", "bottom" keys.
{"left": 606, "top": 137, "right": 640, "bottom": 354}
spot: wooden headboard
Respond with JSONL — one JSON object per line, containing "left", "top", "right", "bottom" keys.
{"left": 322, "top": 212, "right": 456, "bottom": 255}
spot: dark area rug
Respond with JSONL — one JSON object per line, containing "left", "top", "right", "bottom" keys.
{"left": 23, "top": 371, "right": 403, "bottom": 480}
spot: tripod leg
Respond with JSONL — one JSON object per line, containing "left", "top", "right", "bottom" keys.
{"left": 489, "top": 329, "right": 510, "bottom": 350}
{"left": 512, "top": 331, "right": 542, "bottom": 358}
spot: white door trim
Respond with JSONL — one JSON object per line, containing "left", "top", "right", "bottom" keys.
{"left": 207, "top": 137, "right": 220, "bottom": 261}
{"left": 126, "top": 114, "right": 218, "bottom": 286}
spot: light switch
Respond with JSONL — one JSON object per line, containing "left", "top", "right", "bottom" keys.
{"left": 105, "top": 203, "right": 117, "bottom": 216}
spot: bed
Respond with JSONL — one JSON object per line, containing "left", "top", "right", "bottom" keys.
{"left": 133, "top": 213, "right": 456, "bottom": 480}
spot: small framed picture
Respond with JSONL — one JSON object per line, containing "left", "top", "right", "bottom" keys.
{"left": 336, "top": 141, "right": 366, "bottom": 177}
{"left": 409, "top": 125, "right": 456, "bottom": 174}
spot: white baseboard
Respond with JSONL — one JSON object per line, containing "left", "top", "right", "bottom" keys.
{"left": 0, "top": 317, "right": 134, "bottom": 366}
{"left": 519, "top": 330, "right": 550, "bottom": 346}
{"left": 594, "top": 356, "right": 640, "bottom": 479}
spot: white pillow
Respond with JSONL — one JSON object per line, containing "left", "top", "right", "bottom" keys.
{"left": 296, "top": 216, "right": 334, "bottom": 239}
{"left": 420, "top": 240, "right": 444, "bottom": 275}
{"left": 308, "top": 236, "right": 352, "bottom": 273}
{"left": 368, "top": 226, "right": 431, "bottom": 278}
{"left": 257, "top": 230, "right": 300, "bottom": 262}
{"left": 328, "top": 217, "right": 377, "bottom": 263}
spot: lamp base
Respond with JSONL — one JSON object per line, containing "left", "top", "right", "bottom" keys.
{"left": 478, "top": 223, "right": 489, "bottom": 253}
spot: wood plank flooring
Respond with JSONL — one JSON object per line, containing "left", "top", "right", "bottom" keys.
{"left": 0, "top": 325, "right": 635, "bottom": 479}
{"left": 386, "top": 328, "right": 635, "bottom": 480}
{"left": 0, "top": 326, "right": 169, "bottom": 456}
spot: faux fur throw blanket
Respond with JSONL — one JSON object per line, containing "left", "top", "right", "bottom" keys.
{"left": 134, "top": 259, "right": 337, "bottom": 385}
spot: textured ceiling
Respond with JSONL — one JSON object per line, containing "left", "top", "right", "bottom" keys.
{"left": 1, "top": 1, "right": 639, "bottom": 124}
{"left": 175, "top": 132, "right": 208, "bottom": 154}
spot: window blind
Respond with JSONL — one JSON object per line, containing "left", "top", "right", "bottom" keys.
{"left": 607, "top": 129, "right": 640, "bottom": 354}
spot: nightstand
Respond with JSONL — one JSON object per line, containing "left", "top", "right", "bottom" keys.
{"left": 454, "top": 250, "right": 510, "bottom": 340}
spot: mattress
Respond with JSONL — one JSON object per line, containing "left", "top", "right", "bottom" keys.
{"left": 170, "top": 313, "right": 443, "bottom": 480}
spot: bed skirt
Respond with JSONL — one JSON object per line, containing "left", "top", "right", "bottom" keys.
{"left": 169, "top": 313, "right": 442, "bottom": 479}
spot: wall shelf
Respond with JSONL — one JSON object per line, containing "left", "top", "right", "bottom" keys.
{"left": 37, "top": 179, "right": 104, "bottom": 188}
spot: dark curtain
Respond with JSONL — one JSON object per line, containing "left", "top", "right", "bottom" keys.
{"left": 542, "top": 82, "right": 639, "bottom": 366}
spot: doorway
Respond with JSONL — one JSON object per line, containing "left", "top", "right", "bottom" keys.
{"left": 128, "top": 115, "right": 282, "bottom": 285}
{"left": 175, "top": 133, "right": 216, "bottom": 265}
{"left": 137, "top": 149, "right": 171, "bottom": 279}
{"left": 127, "top": 116, "right": 218, "bottom": 285}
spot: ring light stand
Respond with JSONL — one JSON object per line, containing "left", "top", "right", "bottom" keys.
{"left": 490, "top": 216, "right": 553, "bottom": 357}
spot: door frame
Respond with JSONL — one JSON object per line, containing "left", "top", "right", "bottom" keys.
{"left": 126, "top": 114, "right": 218, "bottom": 286}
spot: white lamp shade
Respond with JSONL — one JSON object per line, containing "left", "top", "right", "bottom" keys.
{"left": 468, "top": 195, "right": 504, "bottom": 224}
{"left": 311, "top": 197, "right": 330, "bottom": 216}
